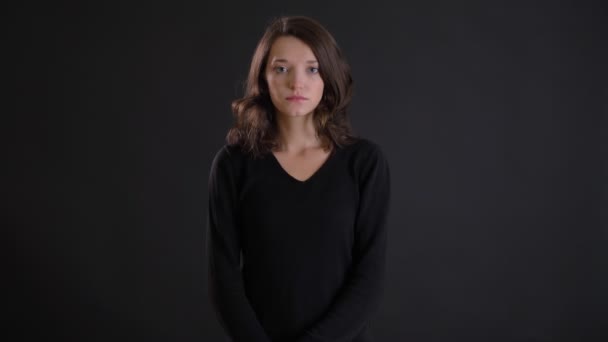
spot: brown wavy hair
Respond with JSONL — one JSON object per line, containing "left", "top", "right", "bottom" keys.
{"left": 226, "top": 16, "right": 358, "bottom": 158}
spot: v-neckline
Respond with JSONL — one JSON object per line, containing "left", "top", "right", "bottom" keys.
{"left": 269, "top": 147, "right": 336, "bottom": 184}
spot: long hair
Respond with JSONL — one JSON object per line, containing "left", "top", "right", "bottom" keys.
{"left": 226, "top": 16, "right": 358, "bottom": 158}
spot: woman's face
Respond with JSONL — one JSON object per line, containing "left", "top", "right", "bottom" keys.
{"left": 265, "top": 36, "right": 324, "bottom": 119}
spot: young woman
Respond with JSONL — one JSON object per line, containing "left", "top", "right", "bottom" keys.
{"left": 207, "top": 16, "right": 391, "bottom": 342}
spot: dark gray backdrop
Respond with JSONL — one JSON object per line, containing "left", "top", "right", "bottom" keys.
{"left": 9, "top": 1, "right": 607, "bottom": 341}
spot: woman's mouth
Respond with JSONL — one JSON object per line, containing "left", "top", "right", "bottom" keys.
{"left": 286, "top": 96, "right": 308, "bottom": 101}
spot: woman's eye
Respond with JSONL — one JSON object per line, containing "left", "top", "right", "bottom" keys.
{"left": 275, "top": 66, "right": 287, "bottom": 73}
{"left": 309, "top": 67, "right": 319, "bottom": 73}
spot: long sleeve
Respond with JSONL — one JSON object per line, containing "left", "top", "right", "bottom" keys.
{"left": 206, "top": 146, "right": 272, "bottom": 342}
{"left": 294, "top": 142, "right": 391, "bottom": 342}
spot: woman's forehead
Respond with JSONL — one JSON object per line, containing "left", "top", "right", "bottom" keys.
{"left": 267, "top": 36, "right": 317, "bottom": 63}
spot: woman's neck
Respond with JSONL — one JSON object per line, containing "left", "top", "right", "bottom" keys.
{"left": 274, "top": 114, "right": 321, "bottom": 152}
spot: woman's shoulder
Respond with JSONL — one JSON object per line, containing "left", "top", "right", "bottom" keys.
{"left": 343, "top": 136, "right": 387, "bottom": 160}
{"left": 214, "top": 143, "right": 243, "bottom": 157}
{"left": 345, "top": 137, "right": 390, "bottom": 183}
{"left": 210, "top": 143, "right": 248, "bottom": 170}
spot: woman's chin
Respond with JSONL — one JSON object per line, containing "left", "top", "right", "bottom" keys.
{"left": 278, "top": 111, "right": 313, "bottom": 118}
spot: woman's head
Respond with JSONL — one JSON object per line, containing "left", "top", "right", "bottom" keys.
{"left": 264, "top": 35, "right": 325, "bottom": 120}
{"left": 227, "top": 16, "right": 357, "bottom": 157}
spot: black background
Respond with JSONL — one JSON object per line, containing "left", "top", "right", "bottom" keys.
{"left": 9, "top": 1, "right": 608, "bottom": 341}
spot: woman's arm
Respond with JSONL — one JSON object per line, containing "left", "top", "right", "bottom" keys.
{"left": 294, "top": 141, "right": 391, "bottom": 342}
{"left": 207, "top": 146, "right": 272, "bottom": 342}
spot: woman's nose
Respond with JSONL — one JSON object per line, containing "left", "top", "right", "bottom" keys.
{"left": 288, "top": 70, "right": 305, "bottom": 89}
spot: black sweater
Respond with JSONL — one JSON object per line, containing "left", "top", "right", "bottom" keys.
{"left": 206, "top": 138, "right": 391, "bottom": 342}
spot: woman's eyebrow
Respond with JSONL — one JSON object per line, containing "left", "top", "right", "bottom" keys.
{"left": 270, "top": 58, "right": 318, "bottom": 64}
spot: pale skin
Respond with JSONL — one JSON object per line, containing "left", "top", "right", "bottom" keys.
{"left": 265, "top": 36, "right": 332, "bottom": 182}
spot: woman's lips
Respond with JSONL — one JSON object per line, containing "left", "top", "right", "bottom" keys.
{"left": 286, "top": 96, "right": 307, "bottom": 101}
